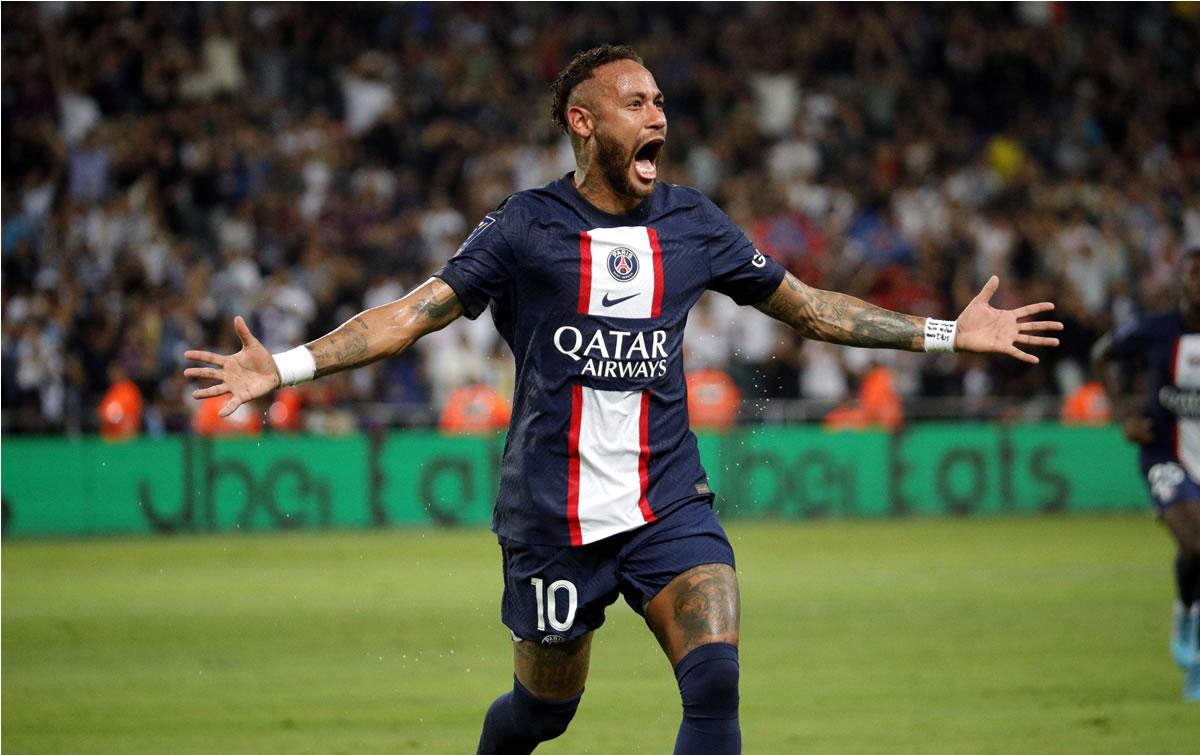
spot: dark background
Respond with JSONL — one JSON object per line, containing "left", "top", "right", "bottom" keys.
{"left": 3, "top": 2, "right": 1198, "bottom": 434}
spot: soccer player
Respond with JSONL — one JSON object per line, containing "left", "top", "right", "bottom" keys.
{"left": 1093, "top": 246, "right": 1200, "bottom": 702}
{"left": 184, "top": 46, "right": 1063, "bottom": 752}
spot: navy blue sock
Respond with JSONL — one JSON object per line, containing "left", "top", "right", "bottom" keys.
{"left": 673, "top": 643, "right": 740, "bottom": 755}
{"left": 1177, "top": 553, "right": 1200, "bottom": 608}
{"left": 476, "top": 676, "right": 581, "bottom": 755}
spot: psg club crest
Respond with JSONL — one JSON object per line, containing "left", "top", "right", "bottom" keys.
{"left": 607, "top": 247, "right": 639, "bottom": 282}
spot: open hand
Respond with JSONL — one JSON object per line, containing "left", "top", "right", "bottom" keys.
{"left": 955, "top": 276, "right": 1063, "bottom": 364}
{"left": 183, "top": 316, "right": 280, "bottom": 418}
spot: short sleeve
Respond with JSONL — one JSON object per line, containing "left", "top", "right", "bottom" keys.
{"left": 703, "top": 196, "right": 786, "bottom": 305}
{"left": 433, "top": 199, "right": 518, "bottom": 320}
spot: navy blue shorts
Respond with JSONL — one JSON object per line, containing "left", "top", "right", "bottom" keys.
{"left": 1141, "top": 450, "right": 1200, "bottom": 513}
{"left": 498, "top": 500, "right": 735, "bottom": 644}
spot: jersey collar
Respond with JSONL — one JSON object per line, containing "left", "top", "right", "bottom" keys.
{"left": 560, "top": 172, "right": 660, "bottom": 226}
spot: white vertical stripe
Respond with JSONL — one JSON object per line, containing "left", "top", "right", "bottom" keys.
{"left": 1174, "top": 335, "right": 1200, "bottom": 477}
{"left": 576, "top": 386, "right": 648, "bottom": 544}
{"left": 586, "top": 227, "right": 656, "bottom": 319}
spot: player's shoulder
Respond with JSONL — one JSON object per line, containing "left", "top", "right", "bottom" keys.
{"left": 483, "top": 179, "right": 576, "bottom": 228}
{"left": 657, "top": 182, "right": 715, "bottom": 213}
{"left": 456, "top": 192, "right": 533, "bottom": 253}
{"left": 1136, "top": 309, "right": 1183, "bottom": 334}
{"left": 481, "top": 191, "right": 529, "bottom": 221}
{"left": 466, "top": 189, "right": 544, "bottom": 244}
{"left": 1115, "top": 308, "right": 1183, "bottom": 344}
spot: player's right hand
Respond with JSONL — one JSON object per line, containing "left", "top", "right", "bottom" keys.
{"left": 183, "top": 316, "right": 280, "bottom": 418}
{"left": 1120, "top": 416, "right": 1154, "bottom": 445}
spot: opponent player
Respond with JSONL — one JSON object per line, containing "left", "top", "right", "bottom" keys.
{"left": 1093, "top": 247, "right": 1200, "bottom": 701}
{"left": 184, "top": 46, "right": 1063, "bottom": 752}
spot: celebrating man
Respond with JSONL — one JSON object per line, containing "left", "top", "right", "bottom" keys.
{"left": 185, "top": 45, "right": 1061, "bottom": 753}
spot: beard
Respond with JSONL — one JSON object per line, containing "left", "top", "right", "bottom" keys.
{"left": 593, "top": 129, "right": 645, "bottom": 200}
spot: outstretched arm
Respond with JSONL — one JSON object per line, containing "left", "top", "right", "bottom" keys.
{"left": 754, "top": 272, "right": 1062, "bottom": 362}
{"left": 184, "top": 277, "right": 464, "bottom": 417}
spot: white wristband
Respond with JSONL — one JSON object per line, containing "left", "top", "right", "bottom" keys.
{"left": 924, "top": 318, "right": 957, "bottom": 353}
{"left": 272, "top": 346, "right": 316, "bottom": 386}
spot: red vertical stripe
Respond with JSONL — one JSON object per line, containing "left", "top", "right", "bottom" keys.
{"left": 567, "top": 385, "right": 584, "bottom": 546}
{"left": 578, "top": 231, "right": 593, "bottom": 314}
{"left": 647, "top": 227, "right": 664, "bottom": 318}
{"left": 1173, "top": 338, "right": 1182, "bottom": 459}
{"left": 636, "top": 390, "right": 656, "bottom": 523}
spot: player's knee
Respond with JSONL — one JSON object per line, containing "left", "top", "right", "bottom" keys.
{"left": 1175, "top": 514, "right": 1200, "bottom": 556}
{"left": 513, "top": 679, "right": 581, "bottom": 741}
{"left": 526, "top": 699, "right": 577, "bottom": 741}
{"left": 1181, "top": 535, "right": 1200, "bottom": 558}
{"left": 674, "top": 643, "right": 740, "bottom": 720}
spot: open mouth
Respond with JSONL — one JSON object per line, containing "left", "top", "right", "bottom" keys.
{"left": 633, "top": 139, "right": 664, "bottom": 182}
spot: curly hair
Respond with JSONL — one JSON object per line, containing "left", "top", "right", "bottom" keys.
{"left": 550, "top": 45, "right": 643, "bottom": 134}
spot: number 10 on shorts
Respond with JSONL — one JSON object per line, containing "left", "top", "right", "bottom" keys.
{"left": 530, "top": 577, "right": 578, "bottom": 632}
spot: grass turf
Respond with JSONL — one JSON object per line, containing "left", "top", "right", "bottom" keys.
{"left": 4, "top": 515, "right": 1198, "bottom": 753}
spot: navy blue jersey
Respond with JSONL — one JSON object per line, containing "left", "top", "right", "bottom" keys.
{"left": 1110, "top": 310, "right": 1200, "bottom": 472}
{"left": 434, "top": 175, "right": 786, "bottom": 546}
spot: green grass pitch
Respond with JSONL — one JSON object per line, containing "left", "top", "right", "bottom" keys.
{"left": 4, "top": 515, "right": 1198, "bottom": 753}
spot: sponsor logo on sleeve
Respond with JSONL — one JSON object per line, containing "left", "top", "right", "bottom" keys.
{"left": 456, "top": 215, "right": 497, "bottom": 252}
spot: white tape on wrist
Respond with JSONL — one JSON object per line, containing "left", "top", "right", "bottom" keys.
{"left": 924, "top": 318, "right": 957, "bottom": 353}
{"left": 272, "top": 346, "right": 316, "bottom": 386}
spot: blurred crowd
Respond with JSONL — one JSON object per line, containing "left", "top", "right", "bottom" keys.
{"left": 3, "top": 2, "right": 1199, "bottom": 435}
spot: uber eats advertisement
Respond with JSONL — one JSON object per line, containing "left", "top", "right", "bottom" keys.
{"left": 1, "top": 424, "right": 1145, "bottom": 537}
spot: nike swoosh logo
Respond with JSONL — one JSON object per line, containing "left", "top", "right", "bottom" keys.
{"left": 601, "top": 292, "right": 640, "bottom": 307}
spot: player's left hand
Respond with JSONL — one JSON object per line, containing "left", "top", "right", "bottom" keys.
{"left": 954, "top": 276, "right": 1063, "bottom": 364}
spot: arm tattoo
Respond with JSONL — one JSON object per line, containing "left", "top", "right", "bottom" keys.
{"left": 302, "top": 278, "right": 464, "bottom": 379}
{"left": 756, "top": 272, "right": 924, "bottom": 350}
{"left": 310, "top": 317, "right": 370, "bottom": 378}
{"left": 416, "top": 288, "right": 459, "bottom": 325}
{"left": 847, "top": 307, "right": 924, "bottom": 348}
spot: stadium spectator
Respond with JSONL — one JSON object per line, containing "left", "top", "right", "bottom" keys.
{"left": 98, "top": 365, "right": 143, "bottom": 441}
{"left": 266, "top": 386, "right": 303, "bottom": 432}
{"left": 438, "top": 384, "right": 511, "bottom": 435}
{"left": 686, "top": 369, "right": 741, "bottom": 431}
{"left": 192, "top": 394, "right": 261, "bottom": 437}
{"left": 3, "top": 3, "right": 1199, "bottom": 434}
{"left": 823, "top": 365, "right": 904, "bottom": 432}
{"left": 1059, "top": 380, "right": 1112, "bottom": 424}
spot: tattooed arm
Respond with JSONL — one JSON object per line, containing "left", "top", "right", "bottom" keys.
{"left": 755, "top": 272, "right": 1062, "bottom": 361}
{"left": 307, "top": 277, "right": 463, "bottom": 377}
{"left": 755, "top": 271, "right": 925, "bottom": 349}
{"left": 184, "top": 277, "right": 464, "bottom": 416}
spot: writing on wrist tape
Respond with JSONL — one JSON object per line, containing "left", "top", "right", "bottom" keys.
{"left": 272, "top": 346, "right": 316, "bottom": 386}
{"left": 923, "top": 318, "right": 957, "bottom": 353}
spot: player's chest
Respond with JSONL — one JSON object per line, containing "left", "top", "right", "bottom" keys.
{"left": 521, "top": 224, "right": 708, "bottom": 319}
